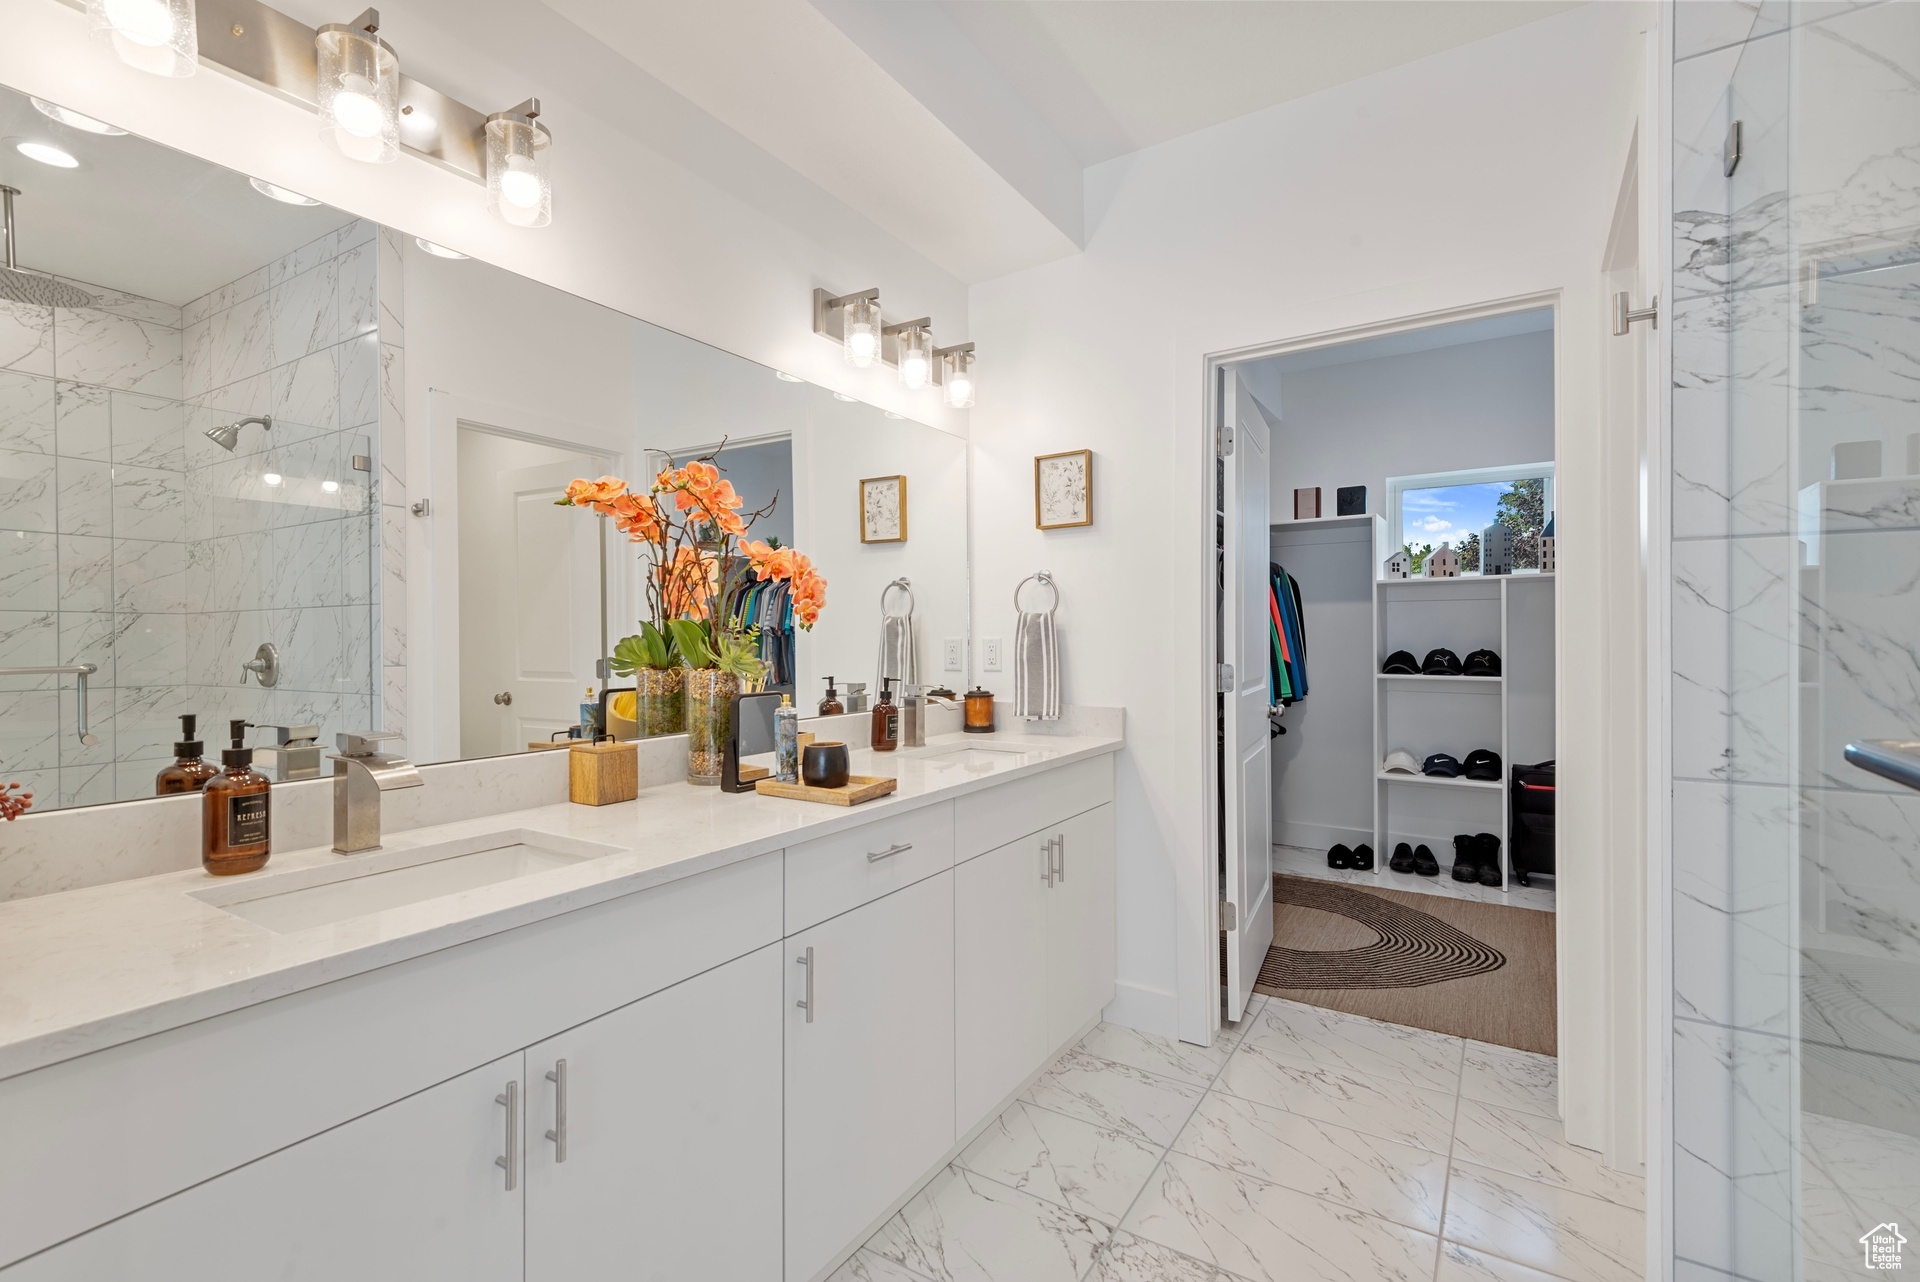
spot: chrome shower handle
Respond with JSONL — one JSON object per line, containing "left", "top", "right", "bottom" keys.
{"left": 1845, "top": 740, "right": 1920, "bottom": 792}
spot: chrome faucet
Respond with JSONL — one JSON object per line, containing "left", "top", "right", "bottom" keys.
{"left": 327, "top": 732, "right": 424, "bottom": 854}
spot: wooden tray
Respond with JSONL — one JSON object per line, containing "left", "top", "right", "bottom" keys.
{"left": 754, "top": 774, "right": 897, "bottom": 806}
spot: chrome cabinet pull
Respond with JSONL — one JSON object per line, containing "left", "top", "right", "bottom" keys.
{"left": 1039, "top": 837, "right": 1054, "bottom": 887}
{"left": 544, "top": 1060, "right": 567, "bottom": 1163}
{"left": 796, "top": 947, "right": 814, "bottom": 1022}
{"left": 1053, "top": 833, "right": 1066, "bottom": 884}
{"left": 495, "top": 1080, "right": 519, "bottom": 1191}
{"left": 867, "top": 841, "right": 913, "bottom": 862}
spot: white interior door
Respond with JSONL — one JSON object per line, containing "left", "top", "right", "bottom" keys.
{"left": 1221, "top": 369, "right": 1274, "bottom": 1023}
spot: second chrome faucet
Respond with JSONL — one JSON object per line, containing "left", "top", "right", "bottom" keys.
{"left": 328, "top": 732, "right": 424, "bottom": 854}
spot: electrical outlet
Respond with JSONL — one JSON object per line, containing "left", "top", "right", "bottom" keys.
{"left": 983, "top": 637, "right": 1003, "bottom": 672}
{"left": 943, "top": 638, "right": 963, "bottom": 672}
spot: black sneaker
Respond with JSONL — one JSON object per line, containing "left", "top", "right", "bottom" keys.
{"left": 1412, "top": 844, "right": 1439, "bottom": 876}
{"left": 1327, "top": 843, "right": 1354, "bottom": 869}
{"left": 1474, "top": 833, "right": 1503, "bottom": 887}
{"left": 1389, "top": 842, "right": 1415, "bottom": 873}
{"left": 1352, "top": 843, "right": 1375, "bottom": 870}
{"left": 1450, "top": 833, "right": 1478, "bottom": 883}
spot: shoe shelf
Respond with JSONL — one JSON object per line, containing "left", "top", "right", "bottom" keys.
{"left": 1375, "top": 673, "right": 1502, "bottom": 687}
{"left": 1375, "top": 773, "right": 1502, "bottom": 790}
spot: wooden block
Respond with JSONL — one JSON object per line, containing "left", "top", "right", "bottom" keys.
{"left": 569, "top": 740, "right": 638, "bottom": 806}
{"left": 1293, "top": 487, "right": 1321, "bottom": 520}
{"left": 527, "top": 741, "right": 573, "bottom": 752}
{"left": 752, "top": 775, "right": 898, "bottom": 807}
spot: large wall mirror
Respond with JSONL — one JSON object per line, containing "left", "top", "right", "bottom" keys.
{"left": 0, "top": 82, "right": 970, "bottom": 811}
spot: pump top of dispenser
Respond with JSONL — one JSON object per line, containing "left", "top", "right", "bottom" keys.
{"left": 878, "top": 677, "right": 895, "bottom": 705}
{"left": 221, "top": 719, "right": 254, "bottom": 769}
{"left": 823, "top": 676, "right": 838, "bottom": 698}
{"left": 174, "top": 714, "right": 204, "bottom": 757}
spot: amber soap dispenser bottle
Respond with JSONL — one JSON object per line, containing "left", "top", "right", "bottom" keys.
{"left": 156, "top": 714, "right": 219, "bottom": 795}
{"left": 204, "top": 719, "right": 271, "bottom": 875}
{"left": 870, "top": 677, "right": 899, "bottom": 752}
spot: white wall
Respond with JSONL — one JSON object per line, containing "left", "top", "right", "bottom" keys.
{"left": 965, "top": 1, "right": 1650, "bottom": 1156}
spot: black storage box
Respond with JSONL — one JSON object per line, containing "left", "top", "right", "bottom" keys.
{"left": 1509, "top": 759, "right": 1556, "bottom": 886}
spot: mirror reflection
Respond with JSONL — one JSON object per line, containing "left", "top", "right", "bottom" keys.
{"left": 0, "top": 82, "right": 969, "bottom": 811}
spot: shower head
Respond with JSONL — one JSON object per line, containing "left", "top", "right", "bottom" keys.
{"left": 0, "top": 187, "right": 96, "bottom": 310}
{"left": 206, "top": 415, "right": 272, "bottom": 452}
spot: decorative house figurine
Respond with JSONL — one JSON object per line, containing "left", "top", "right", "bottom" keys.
{"left": 1424, "top": 541, "right": 1459, "bottom": 578}
{"left": 1481, "top": 521, "right": 1514, "bottom": 576}
{"left": 1382, "top": 548, "right": 1412, "bottom": 580}
{"left": 1539, "top": 515, "right": 1555, "bottom": 573}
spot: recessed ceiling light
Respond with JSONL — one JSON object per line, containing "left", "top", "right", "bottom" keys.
{"left": 321, "top": 479, "right": 340, "bottom": 493}
{"left": 249, "top": 177, "right": 320, "bottom": 206}
{"left": 262, "top": 471, "right": 284, "bottom": 487}
{"left": 832, "top": 392, "right": 856, "bottom": 402}
{"left": 30, "top": 99, "right": 127, "bottom": 135}
{"left": 775, "top": 371, "right": 803, "bottom": 383}
{"left": 16, "top": 142, "right": 79, "bottom": 169}
{"left": 414, "top": 237, "right": 469, "bottom": 259}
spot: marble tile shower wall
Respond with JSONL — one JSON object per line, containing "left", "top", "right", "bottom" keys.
{"left": 179, "top": 219, "right": 382, "bottom": 781}
{"left": 1670, "top": 4, "right": 1920, "bottom": 1279}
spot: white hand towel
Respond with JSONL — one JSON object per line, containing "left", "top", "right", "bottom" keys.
{"left": 1013, "top": 609, "right": 1060, "bottom": 721}
{"left": 878, "top": 613, "right": 917, "bottom": 690}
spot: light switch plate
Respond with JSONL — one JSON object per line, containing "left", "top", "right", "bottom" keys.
{"left": 983, "top": 638, "right": 1003, "bottom": 672}
{"left": 943, "top": 638, "right": 963, "bottom": 671}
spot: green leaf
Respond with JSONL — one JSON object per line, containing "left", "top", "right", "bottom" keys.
{"left": 639, "top": 621, "right": 675, "bottom": 668}
{"left": 667, "top": 619, "right": 715, "bottom": 669}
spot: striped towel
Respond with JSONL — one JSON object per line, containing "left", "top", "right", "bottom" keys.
{"left": 1013, "top": 609, "right": 1060, "bottom": 721}
{"left": 878, "top": 613, "right": 917, "bottom": 690}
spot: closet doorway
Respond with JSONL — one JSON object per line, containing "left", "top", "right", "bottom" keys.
{"left": 1212, "top": 302, "right": 1561, "bottom": 1057}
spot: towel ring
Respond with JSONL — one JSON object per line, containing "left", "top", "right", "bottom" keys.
{"left": 880, "top": 577, "right": 915, "bottom": 618}
{"left": 1013, "top": 571, "right": 1059, "bottom": 613}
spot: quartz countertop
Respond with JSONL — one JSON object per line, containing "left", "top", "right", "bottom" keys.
{"left": 0, "top": 729, "right": 1121, "bottom": 1081}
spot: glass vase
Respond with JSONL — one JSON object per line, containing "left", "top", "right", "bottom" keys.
{"left": 684, "top": 668, "right": 739, "bottom": 786}
{"left": 634, "top": 666, "right": 686, "bottom": 739}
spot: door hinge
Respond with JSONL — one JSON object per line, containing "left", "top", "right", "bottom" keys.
{"left": 1216, "top": 422, "right": 1234, "bottom": 458}
{"left": 1221, "top": 900, "right": 1238, "bottom": 931}
{"left": 1216, "top": 663, "right": 1235, "bottom": 693}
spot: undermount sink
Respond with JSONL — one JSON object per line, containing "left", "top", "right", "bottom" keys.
{"left": 189, "top": 829, "right": 625, "bottom": 934}
{"left": 922, "top": 746, "right": 1030, "bottom": 770}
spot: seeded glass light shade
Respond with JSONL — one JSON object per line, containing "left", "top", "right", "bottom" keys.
{"left": 316, "top": 23, "right": 399, "bottom": 163}
{"left": 88, "top": 0, "right": 196, "bottom": 77}
{"left": 486, "top": 110, "right": 552, "bottom": 228}
{"left": 842, "top": 295, "right": 880, "bottom": 368}
{"left": 897, "top": 326, "right": 932, "bottom": 391}
{"left": 943, "top": 349, "right": 976, "bottom": 409}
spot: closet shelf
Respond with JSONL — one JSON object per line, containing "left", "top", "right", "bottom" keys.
{"left": 1376, "top": 772, "right": 1503, "bottom": 792}
{"left": 1377, "top": 674, "right": 1502, "bottom": 686}
{"left": 1376, "top": 572, "right": 1555, "bottom": 587}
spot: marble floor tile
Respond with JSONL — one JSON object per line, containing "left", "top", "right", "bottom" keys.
{"left": 1087, "top": 1231, "right": 1249, "bottom": 1282}
{"left": 1460, "top": 1041, "right": 1559, "bottom": 1121}
{"left": 863, "top": 1164, "right": 1110, "bottom": 1282}
{"left": 1023, "top": 1049, "right": 1206, "bottom": 1148}
{"left": 1215, "top": 1045, "right": 1459, "bottom": 1154}
{"left": 1172, "top": 1090, "right": 1450, "bottom": 1233}
{"left": 1122, "top": 1151, "right": 1441, "bottom": 1282}
{"left": 1437, "top": 1241, "right": 1569, "bottom": 1282}
{"left": 1441, "top": 1162, "right": 1646, "bottom": 1282}
{"left": 1449, "top": 1100, "right": 1645, "bottom": 1210}
{"left": 1219, "top": 994, "right": 1267, "bottom": 1046}
{"left": 1242, "top": 998, "right": 1464, "bottom": 1093}
{"left": 825, "top": 1247, "right": 936, "bottom": 1282}
{"left": 1077, "top": 1021, "right": 1236, "bottom": 1087}
{"left": 954, "top": 1098, "right": 1164, "bottom": 1225}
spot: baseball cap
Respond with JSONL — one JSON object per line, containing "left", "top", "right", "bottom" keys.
{"left": 1382, "top": 748, "right": 1420, "bottom": 774}
{"left": 1420, "top": 648, "right": 1463, "bottom": 676}
{"left": 1463, "top": 649, "right": 1502, "bottom": 676}
{"left": 1462, "top": 748, "right": 1503, "bottom": 780}
{"left": 1422, "top": 752, "right": 1462, "bottom": 777}
{"left": 1381, "top": 650, "right": 1419, "bottom": 674}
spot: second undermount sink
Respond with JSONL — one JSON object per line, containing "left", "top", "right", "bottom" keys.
{"left": 189, "top": 829, "right": 626, "bottom": 934}
{"left": 922, "top": 745, "right": 1031, "bottom": 770}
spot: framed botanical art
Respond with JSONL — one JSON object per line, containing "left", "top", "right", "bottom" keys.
{"left": 1034, "top": 449, "right": 1092, "bottom": 529}
{"left": 860, "top": 475, "right": 907, "bottom": 543}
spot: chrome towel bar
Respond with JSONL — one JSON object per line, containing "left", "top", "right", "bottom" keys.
{"left": 0, "top": 664, "right": 98, "bottom": 745}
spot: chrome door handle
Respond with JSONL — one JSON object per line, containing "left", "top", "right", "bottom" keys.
{"left": 544, "top": 1060, "right": 567, "bottom": 1163}
{"left": 867, "top": 842, "right": 912, "bottom": 862}
{"left": 796, "top": 947, "right": 814, "bottom": 1022}
{"left": 494, "top": 691, "right": 513, "bottom": 706}
{"left": 495, "top": 1080, "right": 519, "bottom": 1191}
{"left": 1053, "top": 833, "right": 1065, "bottom": 884}
{"left": 1845, "top": 739, "right": 1920, "bottom": 792}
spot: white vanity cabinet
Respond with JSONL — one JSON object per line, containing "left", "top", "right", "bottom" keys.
{"left": 6, "top": 1053, "right": 528, "bottom": 1282}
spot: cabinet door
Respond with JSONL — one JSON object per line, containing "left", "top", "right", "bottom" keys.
{"left": 8, "top": 1054, "right": 525, "bottom": 1282}
{"left": 955, "top": 831, "right": 1052, "bottom": 1134}
{"left": 1047, "top": 802, "right": 1118, "bottom": 1048}
{"left": 524, "top": 944, "right": 783, "bottom": 1282}
{"left": 786, "top": 872, "right": 956, "bottom": 1282}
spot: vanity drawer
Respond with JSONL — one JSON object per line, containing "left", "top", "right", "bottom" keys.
{"left": 784, "top": 801, "right": 954, "bottom": 934}
{"left": 954, "top": 755, "right": 1114, "bottom": 863}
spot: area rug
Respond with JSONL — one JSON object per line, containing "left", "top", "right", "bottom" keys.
{"left": 1253, "top": 874, "right": 1557, "bottom": 1055}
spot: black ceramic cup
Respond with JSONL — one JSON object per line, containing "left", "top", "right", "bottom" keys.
{"left": 802, "top": 740, "right": 850, "bottom": 789}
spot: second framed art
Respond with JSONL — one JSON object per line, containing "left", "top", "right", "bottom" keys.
{"left": 1035, "top": 449, "right": 1093, "bottom": 529}
{"left": 861, "top": 475, "right": 907, "bottom": 543}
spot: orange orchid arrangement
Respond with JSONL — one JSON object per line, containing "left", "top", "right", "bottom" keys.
{"left": 559, "top": 444, "right": 826, "bottom": 673}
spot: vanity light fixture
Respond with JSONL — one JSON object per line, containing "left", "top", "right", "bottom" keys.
{"left": 775, "top": 371, "right": 804, "bottom": 383}
{"left": 29, "top": 99, "right": 128, "bottom": 136}
{"left": 87, "top": 0, "right": 197, "bottom": 78}
{"left": 486, "top": 99, "right": 551, "bottom": 228}
{"left": 414, "top": 237, "right": 469, "bottom": 259}
{"left": 888, "top": 320, "right": 933, "bottom": 390}
{"left": 937, "top": 342, "right": 975, "bottom": 409}
{"left": 249, "top": 177, "right": 321, "bottom": 206}
{"left": 16, "top": 143, "right": 79, "bottom": 169}
{"left": 813, "top": 288, "right": 882, "bottom": 368}
{"left": 316, "top": 9, "right": 399, "bottom": 164}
